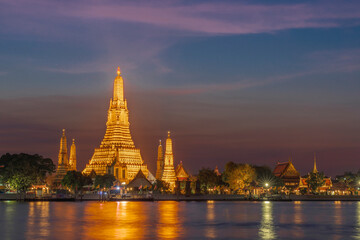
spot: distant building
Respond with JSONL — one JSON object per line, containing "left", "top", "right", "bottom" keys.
{"left": 54, "top": 129, "right": 77, "bottom": 185}
{"left": 175, "top": 161, "right": 190, "bottom": 182}
{"left": 273, "top": 159, "right": 300, "bottom": 190}
{"left": 156, "top": 140, "right": 164, "bottom": 180}
{"left": 127, "top": 169, "right": 152, "bottom": 191}
{"left": 68, "top": 139, "right": 77, "bottom": 171}
{"left": 161, "top": 131, "right": 177, "bottom": 189}
{"left": 214, "top": 166, "right": 221, "bottom": 176}
{"left": 175, "top": 161, "right": 191, "bottom": 194}
{"left": 298, "top": 154, "right": 332, "bottom": 193}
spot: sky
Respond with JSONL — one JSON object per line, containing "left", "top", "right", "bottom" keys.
{"left": 0, "top": 0, "right": 360, "bottom": 176}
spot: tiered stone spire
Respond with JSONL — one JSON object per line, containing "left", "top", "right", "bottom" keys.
{"left": 82, "top": 67, "right": 148, "bottom": 182}
{"left": 54, "top": 129, "right": 71, "bottom": 185}
{"left": 161, "top": 131, "right": 176, "bottom": 188}
{"left": 69, "top": 139, "right": 77, "bottom": 171}
{"left": 156, "top": 140, "right": 164, "bottom": 179}
{"left": 58, "top": 129, "right": 68, "bottom": 165}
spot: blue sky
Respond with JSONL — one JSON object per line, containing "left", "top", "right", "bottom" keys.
{"left": 0, "top": 0, "right": 360, "bottom": 176}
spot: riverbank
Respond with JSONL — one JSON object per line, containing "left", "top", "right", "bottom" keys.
{"left": 1, "top": 193, "right": 360, "bottom": 201}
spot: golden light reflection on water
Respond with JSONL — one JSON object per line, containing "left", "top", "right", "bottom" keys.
{"left": 205, "top": 200, "right": 216, "bottom": 239}
{"left": 83, "top": 201, "right": 147, "bottom": 240}
{"left": 27, "top": 202, "right": 50, "bottom": 239}
{"left": 157, "top": 201, "right": 182, "bottom": 239}
{"left": 294, "top": 201, "right": 303, "bottom": 224}
{"left": 259, "top": 201, "right": 276, "bottom": 240}
{"left": 334, "top": 201, "right": 343, "bottom": 226}
{"left": 293, "top": 201, "right": 304, "bottom": 238}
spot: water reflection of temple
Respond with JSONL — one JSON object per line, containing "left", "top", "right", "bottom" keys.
{"left": 83, "top": 202, "right": 147, "bottom": 239}
{"left": 157, "top": 201, "right": 182, "bottom": 239}
{"left": 205, "top": 201, "right": 217, "bottom": 238}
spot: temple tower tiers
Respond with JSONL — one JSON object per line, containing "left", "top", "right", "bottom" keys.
{"left": 156, "top": 140, "right": 164, "bottom": 179}
{"left": 54, "top": 129, "right": 71, "bottom": 184}
{"left": 58, "top": 129, "right": 68, "bottom": 165}
{"left": 82, "top": 67, "right": 148, "bottom": 182}
{"left": 69, "top": 139, "right": 77, "bottom": 171}
{"left": 161, "top": 131, "right": 176, "bottom": 188}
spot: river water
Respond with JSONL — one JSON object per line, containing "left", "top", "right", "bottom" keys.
{"left": 0, "top": 200, "right": 359, "bottom": 239}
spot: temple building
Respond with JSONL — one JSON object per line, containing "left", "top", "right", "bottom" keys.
{"left": 68, "top": 139, "right": 77, "bottom": 171}
{"left": 273, "top": 158, "right": 300, "bottom": 191}
{"left": 160, "top": 131, "right": 177, "bottom": 188}
{"left": 155, "top": 140, "right": 164, "bottom": 179}
{"left": 299, "top": 154, "right": 332, "bottom": 192}
{"left": 175, "top": 161, "right": 189, "bottom": 182}
{"left": 82, "top": 67, "right": 148, "bottom": 183}
{"left": 126, "top": 169, "right": 152, "bottom": 191}
{"left": 54, "top": 129, "right": 77, "bottom": 184}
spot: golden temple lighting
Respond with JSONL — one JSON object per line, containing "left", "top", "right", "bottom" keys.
{"left": 82, "top": 67, "right": 148, "bottom": 182}
{"left": 160, "top": 131, "right": 176, "bottom": 188}
{"left": 54, "top": 129, "right": 77, "bottom": 184}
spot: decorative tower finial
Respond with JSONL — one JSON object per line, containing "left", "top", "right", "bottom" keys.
{"left": 159, "top": 139, "right": 162, "bottom": 145}
{"left": 113, "top": 66, "right": 124, "bottom": 101}
{"left": 168, "top": 131, "right": 171, "bottom": 137}
{"left": 62, "top": 129, "right": 65, "bottom": 135}
{"left": 313, "top": 153, "right": 318, "bottom": 173}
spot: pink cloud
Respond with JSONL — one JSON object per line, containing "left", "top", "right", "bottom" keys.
{"left": 158, "top": 72, "right": 310, "bottom": 96}
{"left": 1, "top": 0, "right": 360, "bottom": 36}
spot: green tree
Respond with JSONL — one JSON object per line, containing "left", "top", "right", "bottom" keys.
{"left": 94, "top": 174, "right": 115, "bottom": 200}
{"left": 61, "top": 171, "right": 92, "bottom": 199}
{"left": 0, "top": 153, "right": 55, "bottom": 199}
{"left": 253, "top": 165, "right": 284, "bottom": 190}
{"left": 197, "top": 168, "right": 222, "bottom": 194}
{"left": 223, "top": 162, "right": 256, "bottom": 194}
{"left": 336, "top": 171, "right": 360, "bottom": 193}
{"left": 153, "top": 180, "right": 170, "bottom": 193}
{"left": 308, "top": 172, "right": 325, "bottom": 194}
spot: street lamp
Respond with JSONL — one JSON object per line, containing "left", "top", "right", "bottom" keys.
{"left": 265, "top": 183, "right": 269, "bottom": 188}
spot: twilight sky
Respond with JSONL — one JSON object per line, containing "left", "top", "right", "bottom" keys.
{"left": 0, "top": 0, "right": 360, "bottom": 176}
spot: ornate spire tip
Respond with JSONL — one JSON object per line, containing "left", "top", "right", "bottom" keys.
{"left": 167, "top": 131, "right": 171, "bottom": 137}
{"left": 117, "top": 66, "right": 121, "bottom": 76}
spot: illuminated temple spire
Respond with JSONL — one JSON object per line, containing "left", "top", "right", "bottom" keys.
{"left": 58, "top": 129, "right": 68, "bottom": 165}
{"left": 82, "top": 67, "right": 148, "bottom": 182}
{"left": 54, "top": 129, "right": 70, "bottom": 185}
{"left": 113, "top": 66, "right": 124, "bottom": 101}
{"left": 69, "top": 139, "right": 77, "bottom": 171}
{"left": 156, "top": 140, "right": 164, "bottom": 179}
{"left": 161, "top": 131, "right": 176, "bottom": 188}
{"left": 313, "top": 153, "right": 318, "bottom": 173}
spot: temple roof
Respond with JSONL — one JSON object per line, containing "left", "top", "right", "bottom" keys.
{"left": 175, "top": 161, "right": 189, "bottom": 179}
{"left": 127, "top": 169, "right": 152, "bottom": 188}
{"left": 273, "top": 162, "right": 289, "bottom": 177}
{"left": 273, "top": 161, "right": 300, "bottom": 178}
